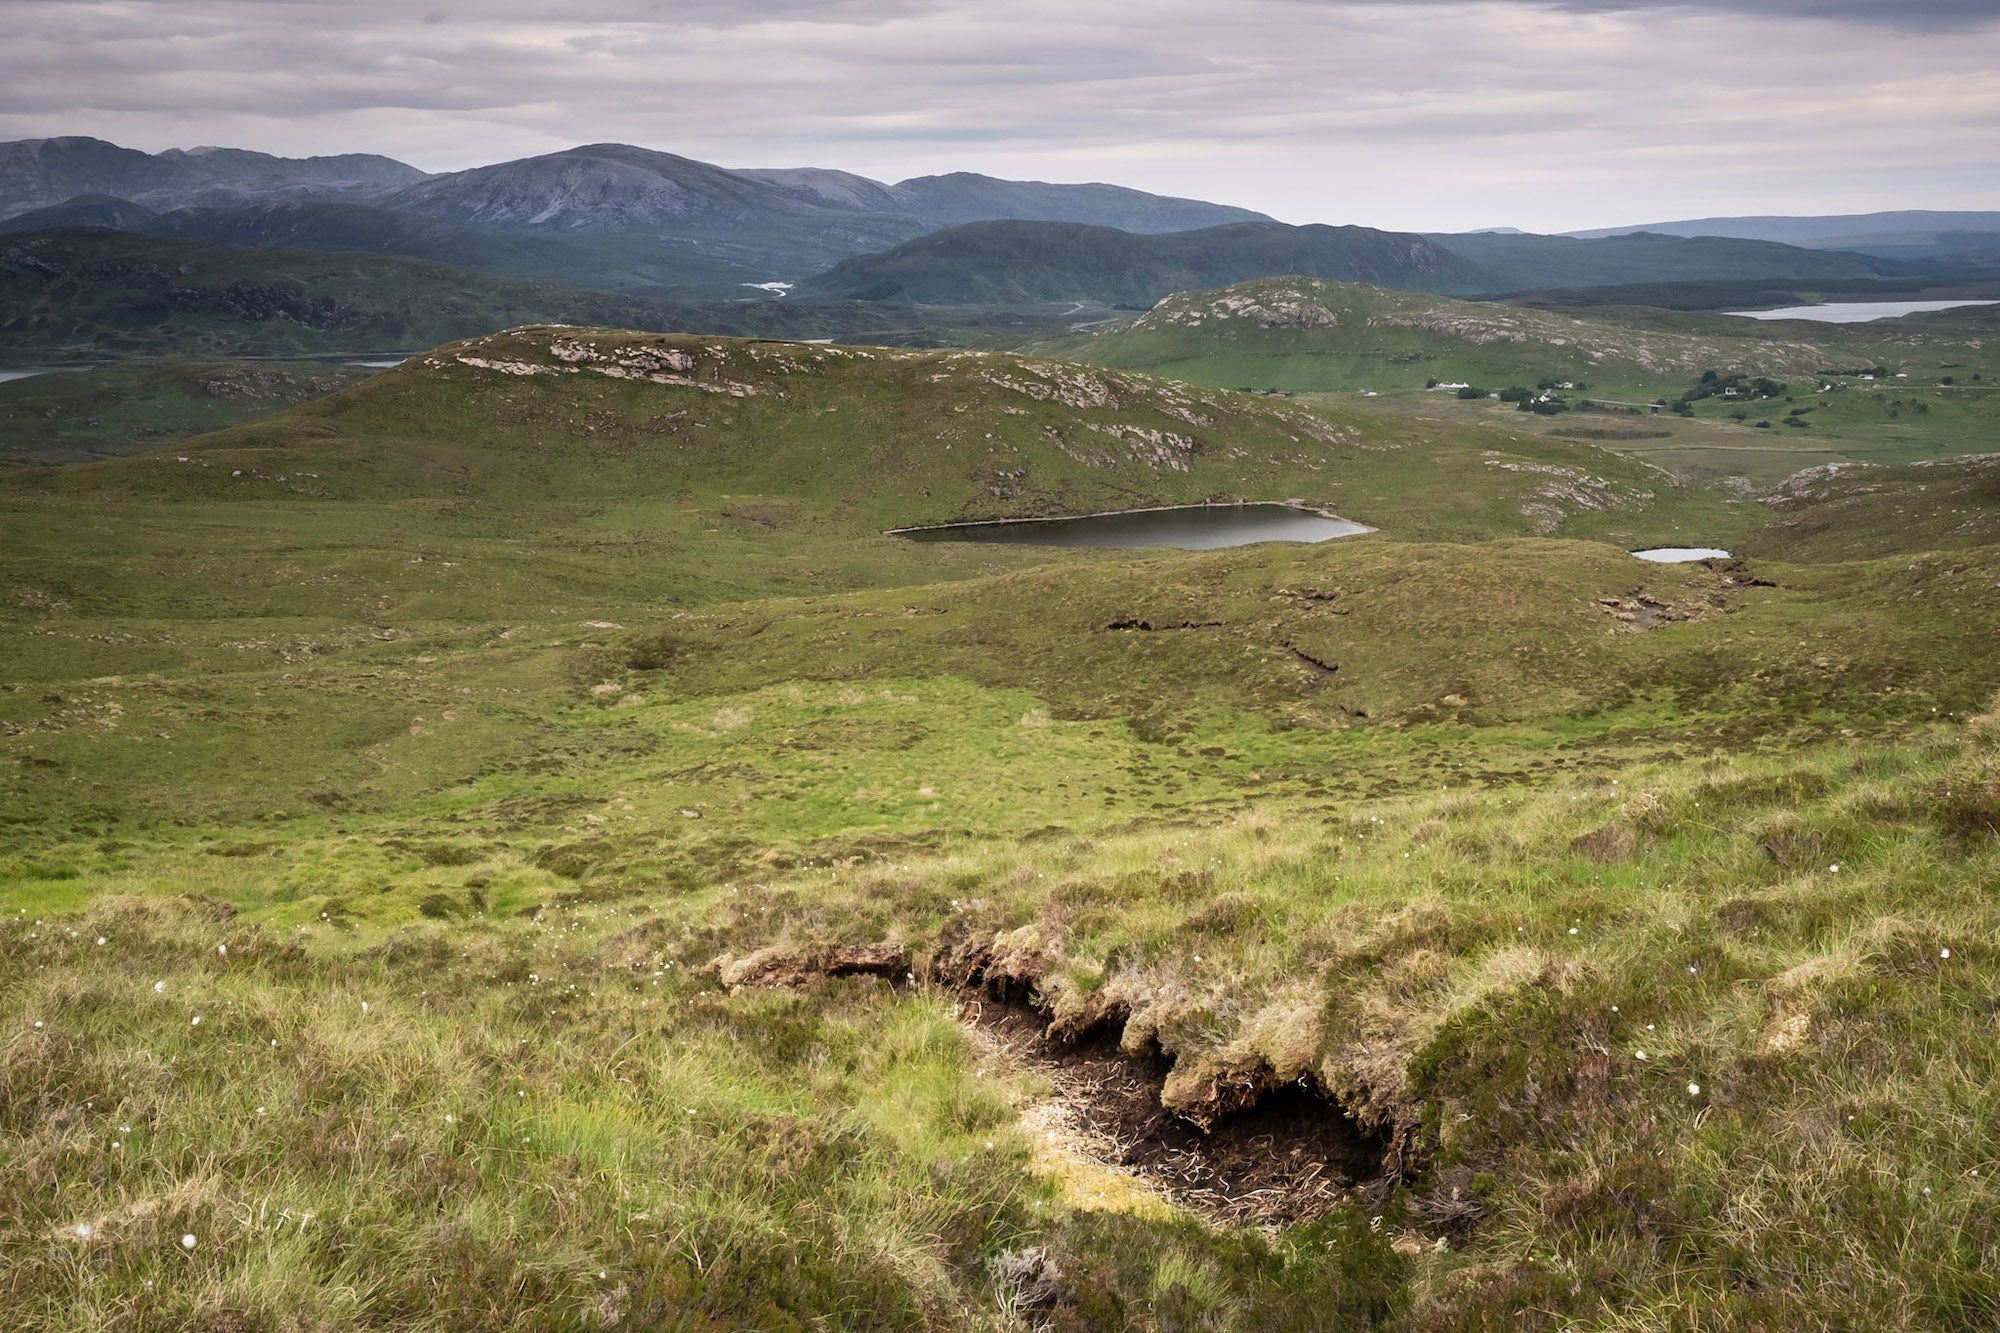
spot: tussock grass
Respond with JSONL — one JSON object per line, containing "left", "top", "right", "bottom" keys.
{"left": 7, "top": 719, "right": 1999, "bottom": 1327}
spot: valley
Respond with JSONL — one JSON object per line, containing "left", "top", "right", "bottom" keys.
{"left": 4, "top": 134, "right": 1999, "bottom": 1333}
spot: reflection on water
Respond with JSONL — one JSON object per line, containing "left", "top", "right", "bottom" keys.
{"left": 1634, "top": 547, "right": 1730, "bottom": 562}
{"left": 898, "top": 503, "right": 1369, "bottom": 550}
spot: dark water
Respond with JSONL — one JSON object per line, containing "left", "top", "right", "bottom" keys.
{"left": 898, "top": 504, "right": 1369, "bottom": 550}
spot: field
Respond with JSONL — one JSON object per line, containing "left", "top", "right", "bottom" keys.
{"left": 5, "top": 325, "right": 2000, "bottom": 1329}
{"left": 1042, "top": 280, "right": 2000, "bottom": 488}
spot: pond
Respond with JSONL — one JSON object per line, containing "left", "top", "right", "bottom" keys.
{"left": 0, "top": 367, "right": 92, "bottom": 384}
{"left": 896, "top": 503, "right": 1370, "bottom": 550}
{"left": 1723, "top": 299, "right": 2000, "bottom": 324}
{"left": 1633, "top": 547, "right": 1729, "bottom": 562}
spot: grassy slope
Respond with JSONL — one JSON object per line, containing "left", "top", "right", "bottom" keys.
{"left": 0, "top": 360, "right": 379, "bottom": 464}
{"left": 10, "top": 326, "right": 1738, "bottom": 545}
{"left": 1745, "top": 452, "right": 2000, "bottom": 561}
{"left": 5, "top": 329, "right": 2000, "bottom": 1328}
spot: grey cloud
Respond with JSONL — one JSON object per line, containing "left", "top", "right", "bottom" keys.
{"left": 1346, "top": 0, "right": 2000, "bottom": 28}
{"left": 0, "top": 0, "right": 1993, "bottom": 232}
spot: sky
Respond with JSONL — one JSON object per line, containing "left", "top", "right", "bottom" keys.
{"left": 1, "top": 0, "right": 1995, "bottom": 232}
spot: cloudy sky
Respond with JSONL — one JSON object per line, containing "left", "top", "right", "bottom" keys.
{"left": 2, "top": 0, "right": 1995, "bottom": 232}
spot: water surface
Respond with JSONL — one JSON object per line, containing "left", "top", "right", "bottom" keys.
{"left": 1724, "top": 299, "right": 2000, "bottom": 323}
{"left": 899, "top": 504, "right": 1368, "bottom": 550}
{"left": 0, "top": 367, "right": 90, "bottom": 384}
{"left": 1634, "top": 547, "right": 1730, "bottom": 563}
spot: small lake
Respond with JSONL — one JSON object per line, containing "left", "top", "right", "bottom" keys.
{"left": 1724, "top": 299, "right": 2000, "bottom": 323}
{"left": 0, "top": 367, "right": 91, "bottom": 384}
{"left": 1634, "top": 547, "right": 1729, "bottom": 563}
{"left": 345, "top": 358, "right": 407, "bottom": 369}
{"left": 898, "top": 504, "right": 1369, "bottom": 550}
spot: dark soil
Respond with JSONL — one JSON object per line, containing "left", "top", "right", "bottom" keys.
{"left": 974, "top": 1001, "right": 1389, "bottom": 1226}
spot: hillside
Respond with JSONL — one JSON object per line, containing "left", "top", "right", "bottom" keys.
{"left": 0, "top": 358, "right": 376, "bottom": 464}
{"left": 1035, "top": 278, "right": 2000, "bottom": 486}
{"left": 802, "top": 222, "right": 1926, "bottom": 309}
{"left": 888, "top": 172, "right": 1270, "bottom": 232}
{"left": 5, "top": 326, "right": 2000, "bottom": 1325}
{"left": 0, "top": 192, "right": 158, "bottom": 234}
{"left": 12, "top": 325, "right": 1733, "bottom": 550}
{"left": 1571, "top": 209, "right": 2000, "bottom": 250}
{"left": 1038, "top": 277, "right": 1848, "bottom": 395}
{"left": 0, "top": 230, "right": 933, "bottom": 358}
{"left": 1747, "top": 452, "right": 2000, "bottom": 561}
{"left": 801, "top": 220, "right": 1501, "bottom": 304}
{"left": 1430, "top": 229, "right": 1897, "bottom": 292}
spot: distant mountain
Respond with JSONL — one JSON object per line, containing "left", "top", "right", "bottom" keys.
{"left": 137, "top": 199, "right": 761, "bottom": 292}
{"left": 735, "top": 167, "right": 909, "bottom": 214}
{"left": 1427, "top": 230, "right": 1894, "bottom": 292}
{"left": 382, "top": 146, "right": 1273, "bottom": 280}
{"left": 0, "top": 137, "right": 1279, "bottom": 293}
{"left": 0, "top": 193, "right": 157, "bottom": 233}
{"left": 1568, "top": 210, "right": 2000, "bottom": 252}
{"left": 799, "top": 220, "right": 1500, "bottom": 304}
{"left": 0, "top": 136, "right": 428, "bottom": 217}
{"left": 378, "top": 143, "right": 932, "bottom": 280}
{"left": 887, "top": 173, "right": 1269, "bottom": 233}
{"left": 739, "top": 167, "right": 1270, "bottom": 233}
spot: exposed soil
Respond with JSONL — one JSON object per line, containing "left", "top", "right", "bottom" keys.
{"left": 720, "top": 936, "right": 1394, "bottom": 1225}
{"left": 1103, "top": 618, "right": 1224, "bottom": 632}
{"left": 964, "top": 998, "right": 1390, "bottom": 1227}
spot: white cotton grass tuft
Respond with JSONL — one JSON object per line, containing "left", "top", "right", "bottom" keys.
{"left": 180, "top": 1233, "right": 196, "bottom": 1250}
{"left": 1688, "top": 1082, "right": 1702, "bottom": 1096}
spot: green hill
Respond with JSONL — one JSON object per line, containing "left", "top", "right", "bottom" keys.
{"left": 0, "top": 229, "right": 919, "bottom": 359}
{"left": 1430, "top": 228, "right": 1896, "bottom": 291}
{"left": 800, "top": 220, "right": 1501, "bottom": 304}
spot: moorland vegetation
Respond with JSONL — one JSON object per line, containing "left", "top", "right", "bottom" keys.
{"left": 4, "top": 291, "right": 1999, "bottom": 1331}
